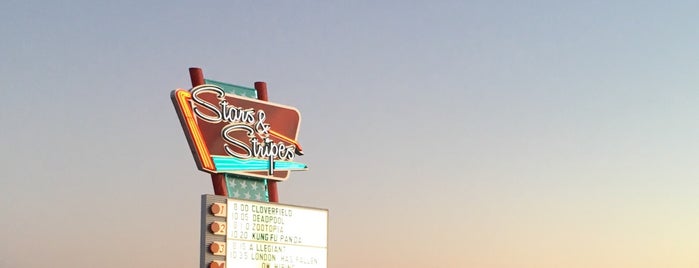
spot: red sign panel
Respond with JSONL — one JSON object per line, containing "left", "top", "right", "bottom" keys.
{"left": 172, "top": 84, "right": 306, "bottom": 181}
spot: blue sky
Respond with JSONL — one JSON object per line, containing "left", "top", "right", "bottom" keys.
{"left": 1, "top": 1, "right": 699, "bottom": 267}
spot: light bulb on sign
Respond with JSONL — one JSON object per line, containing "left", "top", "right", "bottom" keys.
{"left": 209, "top": 221, "right": 226, "bottom": 235}
{"left": 209, "top": 260, "right": 225, "bottom": 268}
{"left": 209, "top": 242, "right": 226, "bottom": 256}
{"left": 210, "top": 203, "right": 227, "bottom": 217}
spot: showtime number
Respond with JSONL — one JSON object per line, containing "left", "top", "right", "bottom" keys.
{"left": 230, "top": 202, "right": 251, "bottom": 238}
{"left": 231, "top": 202, "right": 249, "bottom": 212}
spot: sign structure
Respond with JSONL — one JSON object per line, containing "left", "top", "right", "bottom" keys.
{"left": 172, "top": 84, "right": 307, "bottom": 181}
{"left": 201, "top": 195, "right": 328, "bottom": 268}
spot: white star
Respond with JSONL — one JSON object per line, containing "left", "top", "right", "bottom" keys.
{"left": 244, "top": 192, "right": 251, "bottom": 199}
{"left": 233, "top": 190, "right": 241, "bottom": 198}
{"left": 240, "top": 180, "right": 248, "bottom": 189}
{"left": 251, "top": 181, "right": 259, "bottom": 190}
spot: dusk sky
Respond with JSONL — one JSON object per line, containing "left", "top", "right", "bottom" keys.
{"left": 2, "top": 1, "right": 699, "bottom": 267}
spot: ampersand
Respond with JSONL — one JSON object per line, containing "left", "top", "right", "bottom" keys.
{"left": 255, "top": 110, "right": 271, "bottom": 134}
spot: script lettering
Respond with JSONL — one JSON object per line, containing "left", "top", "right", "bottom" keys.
{"left": 222, "top": 124, "right": 254, "bottom": 159}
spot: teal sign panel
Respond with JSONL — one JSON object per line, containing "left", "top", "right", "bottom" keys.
{"left": 225, "top": 173, "right": 269, "bottom": 201}
{"left": 205, "top": 79, "right": 270, "bottom": 202}
{"left": 204, "top": 79, "right": 257, "bottom": 98}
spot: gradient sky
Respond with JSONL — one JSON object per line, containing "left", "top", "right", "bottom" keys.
{"left": 2, "top": 1, "right": 699, "bottom": 267}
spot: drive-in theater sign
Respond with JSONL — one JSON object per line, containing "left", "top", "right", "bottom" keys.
{"left": 171, "top": 68, "right": 325, "bottom": 268}
{"left": 172, "top": 83, "right": 307, "bottom": 181}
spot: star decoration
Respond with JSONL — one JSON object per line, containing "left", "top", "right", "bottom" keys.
{"left": 251, "top": 181, "right": 259, "bottom": 190}
{"left": 224, "top": 174, "right": 269, "bottom": 202}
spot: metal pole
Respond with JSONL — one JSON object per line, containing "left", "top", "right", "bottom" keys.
{"left": 254, "top": 81, "right": 279, "bottom": 203}
{"left": 189, "top": 67, "right": 228, "bottom": 197}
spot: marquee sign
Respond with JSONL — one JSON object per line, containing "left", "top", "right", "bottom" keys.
{"left": 172, "top": 84, "right": 307, "bottom": 181}
{"left": 201, "top": 195, "right": 328, "bottom": 268}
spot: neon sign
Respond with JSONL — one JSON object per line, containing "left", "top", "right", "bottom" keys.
{"left": 172, "top": 84, "right": 307, "bottom": 181}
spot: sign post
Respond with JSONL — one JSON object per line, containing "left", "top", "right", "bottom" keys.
{"left": 254, "top": 81, "right": 279, "bottom": 202}
{"left": 189, "top": 68, "right": 228, "bottom": 196}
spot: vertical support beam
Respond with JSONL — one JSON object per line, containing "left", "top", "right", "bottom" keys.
{"left": 254, "top": 81, "right": 279, "bottom": 203}
{"left": 189, "top": 67, "right": 228, "bottom": 197}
